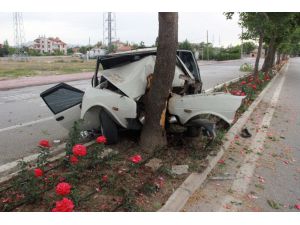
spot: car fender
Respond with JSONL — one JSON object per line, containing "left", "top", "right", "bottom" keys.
{"left": 168, "top": 92, "right": 245, "bottom": 125}
{"left": 80, "top": 87, "right": 137, "bottom": 128}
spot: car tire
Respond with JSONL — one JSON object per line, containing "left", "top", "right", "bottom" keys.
{"left": 99, "top": 110, "right": 118, "bottom": 144}
{"left": 186, "top": 127, "right": 200, "bottom": 137}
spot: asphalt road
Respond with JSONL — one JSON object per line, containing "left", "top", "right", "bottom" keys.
{"left": 0, "top": 57, "right": 260, "bottom": 166}
{"left": 184, "top": 58, "right": 300, "bottom": 212}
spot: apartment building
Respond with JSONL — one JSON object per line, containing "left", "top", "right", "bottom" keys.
{"left": 31, "top": 36, "right": 67, "bottom": 55}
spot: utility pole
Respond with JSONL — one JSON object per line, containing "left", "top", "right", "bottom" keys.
{"left": 103, "top": 12, "right": 117, "bottom": 53}
{"left": 107, "top": 12, "right": 112, "bottom": 49}
{"left": 241, "top": 26, "right": 243, "bottom": 59}
{"left": 13, "top": 12, "right": 27, "bottom": 61}
{"left": 206, "top": 30, "right": 209, "bottom": 60}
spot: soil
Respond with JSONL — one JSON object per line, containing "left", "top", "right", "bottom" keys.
{"left": 0, "top": 131, "right": 214, "bottom": 212}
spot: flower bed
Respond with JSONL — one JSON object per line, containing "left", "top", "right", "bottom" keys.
{"left": 0, "top": 62, "right": 286, "bottom": 212}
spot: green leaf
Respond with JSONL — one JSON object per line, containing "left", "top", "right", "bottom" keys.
{"left": 267, "top": 199, "right": 280, "bottom": 209}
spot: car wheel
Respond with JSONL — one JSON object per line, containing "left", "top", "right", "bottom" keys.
{"left": 186, "top": 127, "right": 200, "bottom": 137}
{"left": 99, "top": 110, "right": 118, "bottom": 144}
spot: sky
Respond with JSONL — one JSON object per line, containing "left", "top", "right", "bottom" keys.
{"left": 0, "top": 12, "right": 242, "bottom": 47}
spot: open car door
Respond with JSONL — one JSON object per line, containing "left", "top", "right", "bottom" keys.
{"left": 40, "top": 83, "right": 84, "bottom": 131}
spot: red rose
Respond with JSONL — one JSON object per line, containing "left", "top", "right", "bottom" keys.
{"left": 56, "top": 182, "right": 72, "bottom": 196}
{"left": 218, "top": 159, "right": 225, "bottom": 164}
{"left": 252, "top": 84, "right": 257, "bottom": 90}
{"left": 70, "top": 155, "right": 79, "bottom": 164}
{"left": 96, "top": 136, "right": 107, "bottom": 144}
{"left": 39, "top": 139, "right": 51, "bottom": 148}
{"left": 240, "top": 92, "right": 246, "bottom": 96}
{"left": 52, "top": 197, "right": 74, "bottom": 212}
{"left": 34, "top": 168, "right": 43, "bottom": 177}
{"left": 102, "top": 175, "right": 108, "bottom": 182}
{"left": 295, "top": 204, "right": 300, "bottom": 210}
{"left": 230, "top": 90, "right": 237, "bottom": 95}
{"left": 130, "top": 154, "right": 142, "bottom": 164}
{"left": 240, "top": 81, "right": 247, "bottom": 85}
{"left": 72, "top": 144, "right": 87, "bottom": 157}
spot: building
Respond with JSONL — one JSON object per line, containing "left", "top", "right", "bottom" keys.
{"left": 111, "top": 40, "right": 132, "bottom": 52}
{"left": 31, "top": 36, "right": 67, "bottom": 55}
{"left": 87, "top": 48, "right": 107, "bottom": 58}
{"left": 249, "top": 48, "right": 265, "bottom": 58}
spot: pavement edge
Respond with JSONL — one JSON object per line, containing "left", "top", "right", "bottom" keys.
{"left": 158, "top": 64, "right": 288, "bottom": 212}
{"left": 0, "top": 141, "right": 95, "bottom": 184}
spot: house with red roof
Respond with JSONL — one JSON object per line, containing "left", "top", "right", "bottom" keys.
{"left": 31, "top": 36, "right": 67, "bottom": 55}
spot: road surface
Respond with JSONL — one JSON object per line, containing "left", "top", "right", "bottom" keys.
{"left": 0, "top": 57, "right": 261, "bottom": 166}
{"left": 184, "top": 58, "right": 300, "bottom": 212}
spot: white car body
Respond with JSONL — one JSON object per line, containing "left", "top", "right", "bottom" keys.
{"left": 40, "top": 49, "right": 245, "bottom": 142}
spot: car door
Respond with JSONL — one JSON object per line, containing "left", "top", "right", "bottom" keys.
{"left": 177, "top": 50, "right": 201, "bottom": 82}
{"left": 40, "top": 83, "right": 84, "bottom": 131}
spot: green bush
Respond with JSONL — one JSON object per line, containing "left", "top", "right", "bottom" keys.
{"left": 215, "top": 52, "right": 240, "bottom": 61}
{"left": 240, "top": 63, "right": 253, "bottom": 72}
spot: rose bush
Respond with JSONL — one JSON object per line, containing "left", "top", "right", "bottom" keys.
{"left": 52, "top": 197, "right": 74, "bottom": 212}
{"left": 96, "top": 136, "right": 107, "bottom": 144}
{"left": 34, "top": 168, "right": 43, "bottom": 177}
{"left": 39, "top": 139, "right": 51, "bottom": 148}
{"left": 72, "top": 144, "right": 87, "bottom": 157}
{"left": 70, "top": 155, "right": 79, "bottom": 164}
{"left": 102, "top": 175, "right": 108, "bottom": 183}
{"left": 130, "top": 154, "right": 142, "bottom": 164}
{"left": 56, "top": 182, "right": 72, "bottom": 196}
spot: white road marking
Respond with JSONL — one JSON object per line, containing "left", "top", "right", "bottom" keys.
{"left": 0, "top": 116, "right": 53, "bottom": 133}
{"left": 218, "top": 68, "right": 287, "bottom": 211}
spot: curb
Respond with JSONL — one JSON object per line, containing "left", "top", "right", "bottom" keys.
{"left": 205, "top": 72, "right": 250, "bottom": 93}
{"left": 0, "top": 140, "right": 95, "bottom": 184}
{"left": 158, "top": 64, "right": 287, "bottom": 212}
{"left": 0, "top": 73, "right": 93, "bottom": 91}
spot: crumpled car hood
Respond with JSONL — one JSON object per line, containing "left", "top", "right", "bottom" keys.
{"left": 101, "top": 55, "right": 186, "bottom": 100}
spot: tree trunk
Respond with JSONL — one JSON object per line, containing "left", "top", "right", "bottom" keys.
{"left": 254, "top": 32, "right": 263, "bottom": 79}
{"left": 262, "top": 36, "right": 275, "bottom": 72}
{"left": 276, "top": 52, "right": 281, "bottom": 65}
{"left": 270, "top": 46, "right": 277, "bottom": 68}
{"left": 139, "top": 12, "right": 178, "bottom": 152}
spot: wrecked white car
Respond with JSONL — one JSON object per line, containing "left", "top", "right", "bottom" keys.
{"left": 40, "top": 48, "right": 244, "bottom": 144}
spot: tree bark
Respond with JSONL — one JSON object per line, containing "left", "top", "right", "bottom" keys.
{"left": 270, "top": 46, "right": 277, "bottom": 68}
{"left": 276, "top": 52, "right": 281, "bottom": 65}
{"left": 254, "top": 32, "right": 263, "bottom": 79}
{"left": 139, "top": 12, "right": 178, "bottom": 152}
{"left": 262, "top": 36, "right": 275, "bottom": 72}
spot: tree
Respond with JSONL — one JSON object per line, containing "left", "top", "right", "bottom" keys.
{"left": 79, "top": 46, "right": 88, "bottom": 54}
{"left": 67, "top": 48, "right": 73, "bottom": 55}
{"left": 242, "top": 41, "right": 256, "bottom": 54}
{"left": 179, "top": 39, "right": 193, "bottom": 51}
{"left": 261, "top": 13, "right": 299, "bottom": 72}
{"left": 139, "top": 12, "right": 178, "bottom": 152}
{"left": 139, "top": 41, "right": 145, "bottom": 48}
{"left": 225, "top": 12, "right": 268, "bottom": 78}
{"left": 0, "top": 40, "right": 9, "bottom": 57}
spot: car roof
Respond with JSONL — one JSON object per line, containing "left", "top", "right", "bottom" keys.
{"left": 98, "top": 47, "right": 193, "bottom": 70}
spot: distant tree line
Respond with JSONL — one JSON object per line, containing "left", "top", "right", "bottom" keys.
{"left": 225, "top": 12, "right": 300, "bottom": 78}
{"left": 178, "top": 39, "right": 256, "bottom": 61}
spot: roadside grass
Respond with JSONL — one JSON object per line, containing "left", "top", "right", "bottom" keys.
{"left": 0, "top": 56, "right": 96, "bottom": 79}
